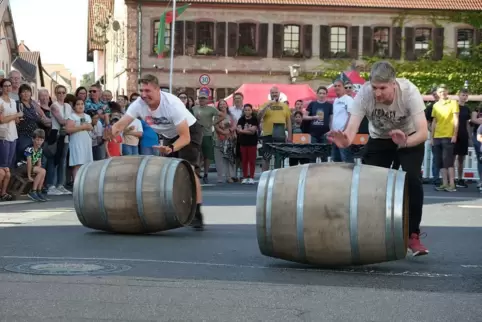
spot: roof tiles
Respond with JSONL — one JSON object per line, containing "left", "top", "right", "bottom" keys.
{"left": 150, "top": 0, "right": 482, "bottom": 10}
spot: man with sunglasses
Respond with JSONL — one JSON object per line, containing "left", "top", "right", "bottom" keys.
{"left": 328, "top": 61, "right": 429, "bottom": 257}
{"left": 85, "top": 84, "right": 110, "bottom": 124}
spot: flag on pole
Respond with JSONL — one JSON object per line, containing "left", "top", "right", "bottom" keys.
{"left": 156, "top": 3, "right": 191, "bottom": 58}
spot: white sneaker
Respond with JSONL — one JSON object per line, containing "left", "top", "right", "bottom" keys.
{"left": 241, "top": 178, "right": 248, "bottom": 184}
{"left": 57, "top": 185, "right": 72, "bottom": 195}
{"left": 47, "top": 186, "right": 63, "bottom": 196}
{"left": 248, "top": 178, "right": 255, "bottom": 184}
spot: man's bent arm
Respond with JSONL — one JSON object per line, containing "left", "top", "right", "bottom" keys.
{"left": 343, "top": 114, "right": 364, "bottom": 145}
{"left": 406, "top": 112, "right": 428, "bottom": 147}
{"left": 172, "top": 120, "right": 191, "bottom": 151}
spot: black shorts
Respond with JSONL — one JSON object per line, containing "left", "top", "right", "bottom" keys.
{"left": 163, "top": 122, "right": 203, "bottom": 167}
{"left": 432, "top": 138, "right": 455, "bottom": 169}
{"left": 454, "top": 137, "right": 469, "bottom": 156}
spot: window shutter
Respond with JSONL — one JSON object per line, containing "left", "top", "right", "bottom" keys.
{"left": 319, "top": 25, "right": 330, "bottom": 59}
{"left": 474, "top": 29, "right": 482, "bottom": 45}
{"left": 362, "top": 26, "right": 372, "bottom": 57}
{"left": 215, "top": 22, "right": 226, "bottom": 56}
{"left": 404, "top": 27, "right": 416, "bottom": 61}
{"left": 302, "top": 24, "right": 313, "bottom": 58}
{"left": 184, "top": 21, "right": 196, "bottom": 56}
{"left": 174, "top": 21, "right": 184, "bottom": 56}
{"left": 227, "top": 22, "right": 238, "bottom": 57}
{"left": 350, "top": 26, "right": 359, "bottom": 59}
{"left": 258, "top": 23, "right": 269, "bottom": 57}
{"left": 391, "top": 27, "right": 402, "bottom": 59}
{"left": 215, "top": 88, "right": 227, "bottom": 101}
{"left": 432, "top": 27, "right": 444, "bottom": 61}
{"left": 272, "top": 24, "right": 283, "bottom": 58}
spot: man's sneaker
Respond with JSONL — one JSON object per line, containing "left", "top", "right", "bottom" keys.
{"left": 57, "top": 185, "right": 72, "bottom": 195}
{"left": 202, "top": 175, "right": 208, "bottom": 184}
{"left": 408, "top": 233, "right": 429, "bottom": 257}
{"left": 444, "top": 185, "right": 457, "bottom": 192}
{"left": 241, "top": 178, "right": 248, "bottom": 184}
{"left": 456, "top": 179, "right": 468, "bottom": 188}
{"left": 36, "top": 191, "right": 48, "bottom": 202}
{"left": 248, "top": 178, "right": 255, "bottom": 184}
{"left": 47, "top": 186, "right": 63, "bottom": 195}
{"left": 27, "top": 191, "right": 42, "bottom": 202}
{"left": 435, "top": 185, "right": 447, "bottom": 191}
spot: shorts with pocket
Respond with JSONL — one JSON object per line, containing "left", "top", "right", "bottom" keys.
{"left": 164, "top": 122, "right": 203, "bottom": 167}
{"left": 201, "top": 135, "right": 214, "bottom": 160}
{"left": 432, "top": 138, "right": 455, "bottom": 169}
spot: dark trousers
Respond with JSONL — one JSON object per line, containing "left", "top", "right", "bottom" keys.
{"left": 362, "top": 138, "right": 425, "bottom": 236}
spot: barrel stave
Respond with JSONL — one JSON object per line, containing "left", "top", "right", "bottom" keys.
{"left": 302, "top": 164, "right": 353, "bottom": 265}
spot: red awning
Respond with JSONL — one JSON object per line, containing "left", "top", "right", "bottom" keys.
{"left": 223, "top": 83, "right": 317, "bottom": 108}
{"left": 326, "top": 70, "right": 366, "bottom": 100}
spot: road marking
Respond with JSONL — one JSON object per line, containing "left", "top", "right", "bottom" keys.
{"left": 461, "top": 265, "right": 481, "bottom": 268}
{"left": 0, "top": 211, "right": 70, "bottom": 228}
{"left": 0, "top": 200, "right": 33, "bottom": 206}
{"left": 456, "top": 205, "right": 482, "bottom": 209}
{"left": 0, "top": 255, "right": 458, "bottom": 278}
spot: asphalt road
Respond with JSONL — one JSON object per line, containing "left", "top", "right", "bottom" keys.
{"left": 0, "top": 176, "right": 481, "bottom": 322}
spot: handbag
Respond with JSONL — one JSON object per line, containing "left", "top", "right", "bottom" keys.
{"left": 42, "top": 129, "right": 59, "bottom": 158}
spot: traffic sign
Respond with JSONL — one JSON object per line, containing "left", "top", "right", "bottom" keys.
{"left": 199, "top": 74, "right": 210, "bottom": 86}
{"left": 199, "top": 86, "right": 211, "bottom": 97}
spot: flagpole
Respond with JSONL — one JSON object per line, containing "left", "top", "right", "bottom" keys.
{"left": 168, "top": 0, "right": 177, "bottom": 93}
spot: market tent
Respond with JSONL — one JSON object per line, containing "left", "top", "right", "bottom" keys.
{"left": 326, "top": 70, "right": 366, "bottom": 100}
{"left": 223, "top": 83, "right": 317, "bottom": 108}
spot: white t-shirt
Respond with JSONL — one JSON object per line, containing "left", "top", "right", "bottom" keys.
{"left": 332, "top": 94, "right": 353, "bottom": 131}
{"left": 126, "top": 91, "right": 196, "bottom": 139}
{"left": 0, "top": 97, "right": 18, "bottom": 141}
{"left": 348, "top": 78, "right": 425, "bottom": 139}
{"left": 51, "top": 101, "right": 73, "bottom": 130}
{"left": 123, "top": 118, "right": 143, "bottom": 146}
{"left": 229, "top": 106, "right": 243, "bottom": 122}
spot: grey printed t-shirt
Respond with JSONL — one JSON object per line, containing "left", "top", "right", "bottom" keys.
{"left": 348, "top": 78, "right": 426, "bottom": 139}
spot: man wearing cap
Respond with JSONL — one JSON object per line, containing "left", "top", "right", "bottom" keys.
{"left": 108, "top": 74, "right": 206, "bottom": 229}
{"left": 192, "top": 92, "right": 223, "bottom": 184}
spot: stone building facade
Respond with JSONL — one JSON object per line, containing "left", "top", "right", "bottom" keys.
{"left": 100, "top": 0, "right": 482, "bottom": 99}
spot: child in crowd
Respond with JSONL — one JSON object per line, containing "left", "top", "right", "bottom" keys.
{"left": 66, "top": 99, "right": 93, "bottom": 181}
{"left": 288, "top": 111, "right": 310, "bottom": 166}
{"left": 19, "top": 129, "right": 47, "bottom": 202}
{"left": 89, "top": 112, "right": 105, "bottom": 161}
{"left": 122, "top": 117, "right": 143, "bottom": 156}
{"left": 139, "top": 118, "right": 160, "bottom": 156}
{"left": 237, "top": 104, "right": 259, "bottom": 184}
{"left": 106, "top": 117, "right": 122, "bottom": 158}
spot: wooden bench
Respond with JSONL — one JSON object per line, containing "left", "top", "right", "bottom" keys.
{"left": 7, "top": 170, "right": 32, "bottom": 196}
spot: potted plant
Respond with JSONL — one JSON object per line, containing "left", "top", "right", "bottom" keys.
{"left": 197, "top": 44, "right": 214, "bottom": 55}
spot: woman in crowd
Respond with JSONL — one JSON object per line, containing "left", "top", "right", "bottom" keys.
{"left": 236, "top": 103, "right": 259, "bottom": 184}
{"left": 213, "top": 99, "right": 237, "bottom": 183}
{"left": 0, "top": 78, "right": 21, "bottom": 201}
{"left": 66, "top": 98, "right": 93, "bottom": 180}
{"left": 75, "top": 87, "right": 88, "bottom": 102}
{"left": 15, "top": 84, "right": 46, "bottom": 162}
{"left": 47, "top": 85, "right": 72, "bottom": 195}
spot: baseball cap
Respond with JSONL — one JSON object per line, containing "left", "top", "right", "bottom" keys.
{"left": 198, "top": 92, "right": 209, "bottom": 99}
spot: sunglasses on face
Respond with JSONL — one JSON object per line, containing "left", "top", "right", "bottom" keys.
{"left": 89, "top": 90, "right": 97, "bottom": 93}
{"left": 57, "top": 91, "right": 66, "bottom": 95}
{"left": 179, "top": 96, "right": 187, "bottom": 99}
{"left": 345, "top": 87, "right": 352, "bottom": 90}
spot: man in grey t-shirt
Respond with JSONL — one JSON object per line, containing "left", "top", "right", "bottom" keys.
{"left": 329, "top": 61, "right": 429, "bottom": 257}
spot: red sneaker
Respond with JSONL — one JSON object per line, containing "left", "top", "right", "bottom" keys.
{"left": 408, "top": 233, "right": 429, "bottom": 257}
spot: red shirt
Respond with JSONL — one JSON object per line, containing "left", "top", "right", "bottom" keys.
{"left": 107, "top": 135, "right": 122, "bottom": 157}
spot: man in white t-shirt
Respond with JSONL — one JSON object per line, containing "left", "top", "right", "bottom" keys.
{"left": 109, "top": 74, "right": 205, "bottom": 229}
{"left": 229, "top": 92, "right": 244, "bottom": 180}
{"left": 328, "top": 61, "right": 429, "bottom": 257}
{"left": 331, "top": 79, "right": 354, "bottom": 163}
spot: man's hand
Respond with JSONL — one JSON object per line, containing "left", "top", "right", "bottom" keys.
{"left": 389, "top": 129, "right": 407, "bottom": 147}
{"left": 28, "top": 176, "right": 34, "bottom": 182}
{"left": 153, "top": 145, "right": 173, "bottom": 155}
{"left": 327, "top": 130, "right": 350, "bottom": 148}
{"left": 451, "top": 135, "right": 457, "bottom": 143}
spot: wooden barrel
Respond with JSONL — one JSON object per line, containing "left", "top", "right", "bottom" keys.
{"left": 73, "top": 155, "right": 197, "bottom": 234}
{"left": 256, "top": 163, "right": 408, "bottom": 266}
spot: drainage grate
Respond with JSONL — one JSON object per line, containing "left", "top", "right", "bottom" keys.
{"left": 3, "top": 261, "right": 132, "bottom": 276}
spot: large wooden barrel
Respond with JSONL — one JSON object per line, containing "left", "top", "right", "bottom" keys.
{"left": 256, "top": 163, "right": 408, "bottom": 266}
{"left": 73, "top": 155, "right": 197, "bottom": 234}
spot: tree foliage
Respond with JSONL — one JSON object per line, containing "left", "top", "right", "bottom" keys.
{"left": 80, "top": 72, "right": 95, "bottom": 87}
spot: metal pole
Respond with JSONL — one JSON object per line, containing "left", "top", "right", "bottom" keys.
{"left": 168, "top": 0, "right": 177, "bottom": 93}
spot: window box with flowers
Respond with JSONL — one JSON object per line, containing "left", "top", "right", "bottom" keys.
{"left": 282, "top": 49, "right": 303, "bottom": 58}
{"left": 154, "top": 46, "right": 171, "bottom": 57}
{"left": 237, "top": 45, "right": 258, "bottom": 57}
{"left": 196, "top": 44, "right": 214, "bottom": 56}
